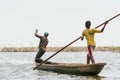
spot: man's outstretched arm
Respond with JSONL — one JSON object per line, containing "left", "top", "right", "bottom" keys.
{"left": 34, "top": 29, "right": 42, "bottom": 38}
{"left": 101, "top": 21, "right": 109, "bottom": 32}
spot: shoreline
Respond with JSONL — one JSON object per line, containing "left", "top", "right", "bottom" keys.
{"left": 0, "top": 46, "right": 120, "bottom": 52}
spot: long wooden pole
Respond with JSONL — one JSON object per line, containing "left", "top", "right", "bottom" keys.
{"left": 33, "top": 36, "right": 81, "bottom": 70}
{"left": 95, "top": 14, "right": 120, "bottom": 29}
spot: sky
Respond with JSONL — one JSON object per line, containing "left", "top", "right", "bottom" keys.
{"left": 0, "top": 0, "right": 120, "bottom": 47}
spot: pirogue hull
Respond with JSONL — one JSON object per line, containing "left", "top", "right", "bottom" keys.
{"left": 36, "top": 62, "right": 106, "bottom": 75}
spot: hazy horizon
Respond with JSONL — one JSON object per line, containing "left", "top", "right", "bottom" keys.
{"left": 0, "top": 0, "right": 120, "bottom": 47}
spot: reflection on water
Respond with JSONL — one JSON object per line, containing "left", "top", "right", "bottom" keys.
{"left": 0, "top": 52, "right": 120, "bottom": 80}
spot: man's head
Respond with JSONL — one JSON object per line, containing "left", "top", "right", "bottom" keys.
{"left": 85, "top": 20, "right": 91, "bottom": 29}
{"left": 44, "top": 32, "right": 49, "bottom": 37}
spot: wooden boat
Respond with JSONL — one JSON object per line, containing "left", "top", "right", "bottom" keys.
{"left": 36, "top": 62, "right": 106, "bottom": 75}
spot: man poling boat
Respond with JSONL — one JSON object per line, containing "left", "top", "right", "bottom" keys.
{"left": 33, "top": 13, "right": 120, "bottom": 75}
{"left": 81, "top": 20, "right": 108, "bottom": 64}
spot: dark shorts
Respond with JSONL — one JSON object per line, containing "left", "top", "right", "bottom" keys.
{"left": 35, "top": 48, "right": 52, "bottom": 64}
{"left": 35, "top": 48, "right": 45, "bottom": 63}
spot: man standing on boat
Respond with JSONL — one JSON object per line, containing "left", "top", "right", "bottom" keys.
{"left": 34, "top": 29, "right": 51, "bottom": 63}
{"left": 81, "top": 20, "right": 108, "bottom": 64}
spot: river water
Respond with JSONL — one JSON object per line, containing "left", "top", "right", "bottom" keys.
{"left": 0, "top": 51, "right": 120, "bottom": 80}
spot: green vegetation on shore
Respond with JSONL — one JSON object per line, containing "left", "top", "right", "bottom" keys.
{"left": 0, "top": 46, "right": 120, "bottom": 52}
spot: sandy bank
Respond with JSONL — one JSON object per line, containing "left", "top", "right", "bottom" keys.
{"left": 0, "top": 47, "right": 120, "bottom": 52}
